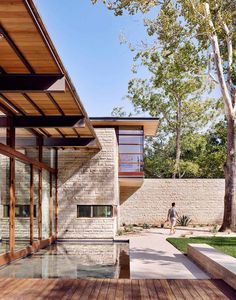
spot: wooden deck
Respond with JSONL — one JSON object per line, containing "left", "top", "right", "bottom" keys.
{"left": 0, "top": 278, "right": 235, "bottom": 299}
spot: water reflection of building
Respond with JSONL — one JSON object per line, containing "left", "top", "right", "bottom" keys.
{"left": 0, "top": 243, "right": 129, "bottom": 279}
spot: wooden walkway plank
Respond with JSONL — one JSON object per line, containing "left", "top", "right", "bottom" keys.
{"left": 203, "top": 279, "right": 230, "bottom": 300}
{"left": 123, "top": 278, "right": 132, "bottom": 300}
{"left": 106, "top": 279, "right": 118, "bottom": 300}
{"left": 131, "top": 279, "right": 141, "bottom": 300}
{"left": 79, "top": 278, "right": 98, "bottom": 300}
{"left": 146, "top": 279, "right": 159, "bottom": 299}
{"left": 35, "top": 279, "right": 61, "bottom": 300}
{"left": 0, "top": 278, "right": 234, "bottom": 300}
{"left": 70, "top": 279, "right": 88, "bottom": 299}
{"left": 211, "top": 279, "right": 236, "bottom": 300}
{"left": 4, "top": 278, "right": 42, "bottom": 300}
{"left": 153, "top": 279, "right": 168, "bottom": 300}
{"left": 0, "top": 278, "right": 15, "bottom": 289}
{"left": 190, "top": 280, "right": 212, "bottom": 300}
{"left": 0, "top": 278, "right": 30, "bottom": 298}
{"left": 168, "top": 279, "right": 185, "bottom": 300}
{"left": 88, "top": 279, "right": 104, "bottom": 300}
{"left": 97, "top": 279, "right": 110, "bottom": 300}
{"left": 61, "top": 279, "right": 82, "bottom": 300}
{"left": 17, "top": 279, "right": 48, "bottom": 300}
{"left": 115, "top": 278, "right": 124, "bottom": 300}
{"left": 139, "top": 279, "right": 150, "bottom": 300}
{"left": 176, "top": 279, "right": 202, "bottom": 300}
{"left": 42, "top": 279, "right": 67, "bottom": 300}
{"left": 160, "top": 280, "right": 176, "bottom": 300}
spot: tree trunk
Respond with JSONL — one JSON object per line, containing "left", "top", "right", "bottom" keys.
{"left": 219, "top": 116, "right": 236, "bottom": 231}
{"left": 172, "top": 100, "right": 182, "bottom": 179}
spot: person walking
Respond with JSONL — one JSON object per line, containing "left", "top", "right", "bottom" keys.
{"left": 166, "top": 202, "right": 179, "bottom": 234}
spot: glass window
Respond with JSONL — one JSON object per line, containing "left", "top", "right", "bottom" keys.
{"left": 15, "top": 160, "right": 31, "bottom": 250}
{"left": 119, "top": 126, "right": 143, "bottom": 135}
{"left": 0, "top": 154, "right": 10, "bottom": 253}
{"left": 119, "top": 135, "right": 143, "bottom": 145}
{"left": 93, "top": 206, "right": 113, "bottom": 218}
{"left": 15, "top": 129, "right": 39, "bottom": 161}
{"left": 0, "top": 128, "right": 7, "bottom": 145}
{"left": 52, "top": 175, "right": 57, "bottom": 236}
{"left": 119, "top": 164, "right": 144, "bottom": 172}
{"left": 34, "top": 169, "right": 39, "bottom": 241}
{"left": 43, "top": 148, "right": 56, "bottom": 168}
{"left": 119, "top": 154, "right": 144, "bottom": 163}
{"left": 42, "top": 170, "right": 50, "bottom": 239}
{"left": 77, "top": 205, "right": 91, "bottom": 217}
{"left": 3, "top": 205, "right": 37, "bottom": 218}
{"left": 77, "top": 205, "right": 113, "bottom": 218}
{"left": 119, "top": 145, "right": 143, "bottom": 153}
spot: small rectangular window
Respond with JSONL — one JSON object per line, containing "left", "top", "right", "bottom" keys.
{"left": 77, "top": 205, "right": 91, "bottom": 217}
{"left": 77, "top": 205, "right": 113, "bottom": 218}
{"left": 3, "top": 205, "right": 37, "bottom": 218}
{"left": 93, "top": 205, "right": 113, "bottom": 218}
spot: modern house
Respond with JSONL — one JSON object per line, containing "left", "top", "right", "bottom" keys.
{"left": 0, "top": 0, "right": 158, "bottom": 267}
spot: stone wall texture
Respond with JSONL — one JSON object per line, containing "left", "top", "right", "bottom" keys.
{"left": 120, "top": 179, "right": 225, "bottom": 225}
{"left": 57, "top": 128, "right": 119, "bottom": 239}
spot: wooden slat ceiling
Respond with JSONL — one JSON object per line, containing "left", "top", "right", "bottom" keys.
{"left": 0, "top": 0, "right": 100, "bottom": 146}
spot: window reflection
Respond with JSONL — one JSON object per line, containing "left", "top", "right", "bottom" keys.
{"left": 118, "top": 126, "right": 144, "bottom": 175}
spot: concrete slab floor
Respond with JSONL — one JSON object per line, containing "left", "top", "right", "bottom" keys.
{"left": 115, "top": 227, "right": 236, "bottom": 279}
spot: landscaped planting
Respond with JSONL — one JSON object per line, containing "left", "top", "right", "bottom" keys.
{"left": 167, "top": 236, "right": 236, "bottom": 258}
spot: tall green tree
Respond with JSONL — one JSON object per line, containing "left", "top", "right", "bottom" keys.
{"left": 128, "top": 3, "right": 219, "bottom": 178}
{"left": 92, "top": 0, "right": 236, "bottom": 232}
{"left": 145, "top": 121, "right": 226, "bottom": 179}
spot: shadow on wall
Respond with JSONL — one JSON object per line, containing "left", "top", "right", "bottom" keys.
{"left": 120, "top": 186, "right": 141, "bottom": 205}
{"left": 57, "top": 150, "right": 99, "bottom": 185}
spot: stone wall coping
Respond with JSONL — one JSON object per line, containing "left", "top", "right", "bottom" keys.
{"left": 188, "top": 243, "right": 236, "bottom": 289}
{"left": 143, "top": 178, "right": 224, "bottom": 181}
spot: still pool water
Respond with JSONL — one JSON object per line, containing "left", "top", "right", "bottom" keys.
{"left": 0, "top": 242, "right": 130, "bottom": 279}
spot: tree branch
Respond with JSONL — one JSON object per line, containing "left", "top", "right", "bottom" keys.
{"left": 203, "top": 2, "right": 234, "bottom": 120}
{"left": 217, "top": 11, "right": 233, "bottom": 90}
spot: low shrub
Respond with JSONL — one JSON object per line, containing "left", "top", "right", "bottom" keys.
{"left": 142, "top": 223, "right": 151, "bottom": 229}
{"left": 177, "top": 215, "right": 191, "bottom": 226}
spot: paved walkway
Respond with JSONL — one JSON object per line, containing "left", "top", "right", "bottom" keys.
{"left": 116, "top": 227, "right": 233, "bottom": 279}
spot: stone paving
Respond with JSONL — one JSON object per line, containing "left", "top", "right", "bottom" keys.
{"left": 116, "top": 227, "right": 236, "bottom": 279}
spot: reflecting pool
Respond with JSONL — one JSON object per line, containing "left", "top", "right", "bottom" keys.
{"left": 0, "top": 242, "right": 130, "bottom": 279}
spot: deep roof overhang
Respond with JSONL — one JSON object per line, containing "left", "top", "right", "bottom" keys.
{"left": 90, "top": 117, "right": 160, "bottom": 136}
{"left": 0, "top": 0, "right": 101, "bottom": 149}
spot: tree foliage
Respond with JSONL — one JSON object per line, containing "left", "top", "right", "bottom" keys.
{"left": 126, "top": 2, "right": 222, "bottom": 177}
{"left": 145, "top": 121, "right": 226, "bottom": 178}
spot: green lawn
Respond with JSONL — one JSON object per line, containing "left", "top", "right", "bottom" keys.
{"left": 167, "top": 236, "right": 236, "bottom": 258}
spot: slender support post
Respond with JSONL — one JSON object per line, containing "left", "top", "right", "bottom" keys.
{"left": 30, "top": 164, "right": 34, "bottom": 245}
{"left": 49, "top": 172, "right": 53, "bottom": 237}
{"left": 38, "top": 138, "right": 43, "bottom": 240}
{"left": 8, "top": 126, "right": 15, "bottom": 254}
{"left": 55, "top": 149, "right": 58, "bottom": 238}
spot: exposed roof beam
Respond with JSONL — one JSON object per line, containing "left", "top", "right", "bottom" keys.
{"left": 0, "top": 93, "right": 26, "bottom": 115}
{"left": 0, "top": 24, "right": 35, "bottom": 73}
{"left": 0, "top": 74, "right": 65, "bottom": 93}
{"left": 47, "top": 94, "right": 65, "bottom": 115}
{"left": 0, "top": 116, "right": 85, "bottom": 128}
{"left": 43, "top": 137, "right": 95, "bottom": 147}
{"left": 22, "top": 93, "right": 45, "bottom": 115}
{"left": 1, "top": 137, "right": 95, "bottom": 147}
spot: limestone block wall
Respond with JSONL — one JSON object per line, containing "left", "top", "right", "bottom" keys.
{"left": 1, "top": 219, "right": 38, "bottom": 239}
{"left": 120, "top": 179, "right": 225, "bottom": 225}
{"left": 57, "top": 128, "right": 119, "bottom": 239}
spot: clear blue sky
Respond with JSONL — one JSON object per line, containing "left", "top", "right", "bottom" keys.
{"left": 35, "top": 0, "right": 149, "bottom": 117}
